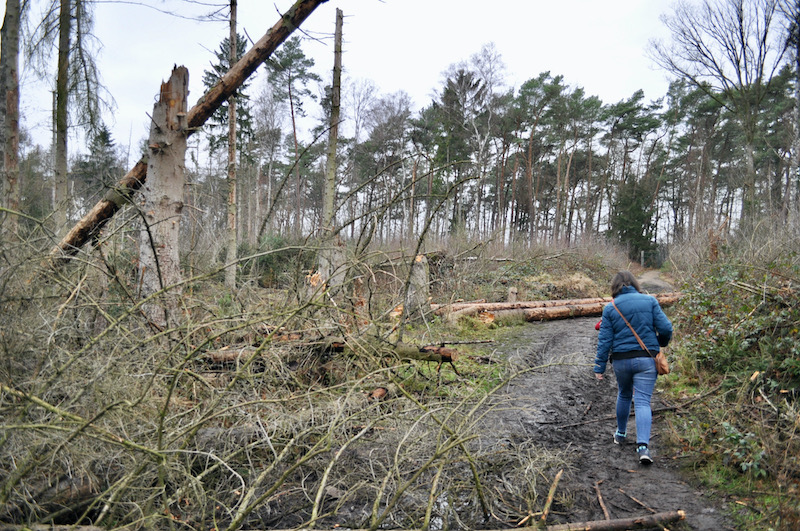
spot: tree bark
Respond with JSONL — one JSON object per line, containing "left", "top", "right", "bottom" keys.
{"left": 0, "top": 0, "right": 20, "bottom": 237}
{"left": 138, "top": 66, "right": 189, "bottom": 327}
{"left": 316, "top": 8, "right": 345, "bottom": 300}
{"left": 225, "top": 0, "right": 238, "bottom": 289}
{"left": 437, "top": 293, "right": 682, "bottom": 323}
{"left": 321, "top": 8, "right": 342, "bottom": 232}
{"left": 433, "top": 293, "right": 682, "bottom": 315}
{"left": 48, "top": 0, "right": 329, "bottom": 265}
{"left": 53, "top": 0, "right": 71, "bottom": 234}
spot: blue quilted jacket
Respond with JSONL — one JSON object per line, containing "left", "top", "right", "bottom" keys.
{"left": 594, "top": 286, "right": 673, "bottom": 374}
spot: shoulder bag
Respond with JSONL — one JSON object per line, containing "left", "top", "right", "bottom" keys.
{"left": 611, "top": 300, "right": 670, "bottom": 375}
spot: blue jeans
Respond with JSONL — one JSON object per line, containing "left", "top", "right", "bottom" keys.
{"left": 612, "top": 356, "right": 657, "bottom": 445}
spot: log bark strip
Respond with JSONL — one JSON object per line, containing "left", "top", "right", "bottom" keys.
{"left": 48, "top": 0, "right": 328, "bottom": 264}
{"left": 432, "top": 296, "right": 613, "bottom": 314}
{"left": 433, "top": 293, "right": 681, "bottom": 316}
{"left": 441, "top": 293, "right": 682, "bottom": 322}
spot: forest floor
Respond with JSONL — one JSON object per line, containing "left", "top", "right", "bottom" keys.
{"left": 473, "top": 271, "right": 737, "bottom": 529}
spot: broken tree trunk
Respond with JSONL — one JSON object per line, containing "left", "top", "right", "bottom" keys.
{"left": 138, "top": 66, "right": 188, "bottom": 327}
{"left": 47, "top": 0, "right": 328, "bottom": 266}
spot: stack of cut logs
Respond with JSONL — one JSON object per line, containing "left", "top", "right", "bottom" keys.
{"left": 431, "top": 293, "right": 682, "bottom": 324}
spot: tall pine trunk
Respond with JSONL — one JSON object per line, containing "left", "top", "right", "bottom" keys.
{"left": 225, "top": 0, "right": 238, "bottom": 288}
{"left": 1, "top": 0, "right": 20, "bottom": 237}
{"left": 53, "top": 0, "right": 70, "bottom": 234}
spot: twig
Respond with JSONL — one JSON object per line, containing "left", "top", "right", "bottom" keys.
{"left": 541, "top": 468, "right": 564, "bottom": 524}
{"left": 618, "top": 488, "right": 656, "bottom": 514}
{"left": 438, "top": 339, "right": 496, "bottom": 345}
{"left": 594, "top": 480, "right": 611, "bottom": 520}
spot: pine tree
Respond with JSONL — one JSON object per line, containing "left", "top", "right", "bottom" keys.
{"left": 201, "top": 33, "right": 254, "bottom": 158}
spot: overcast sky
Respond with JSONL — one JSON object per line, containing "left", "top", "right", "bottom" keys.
{"left": 18, "top": 0, "right": 677, "bottom": 163}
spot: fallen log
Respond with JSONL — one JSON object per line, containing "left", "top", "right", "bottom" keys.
{"left": 544, "top": 510, "right": 685, "bottom": 530}
{"left": 441, "top": 293, "right": 682, "bottom": 322}
{"left": 431, "top": 296, "right": 613, "bottom": 315}
{"left": 438, "top": 292, "right": 682, "bottom": 313}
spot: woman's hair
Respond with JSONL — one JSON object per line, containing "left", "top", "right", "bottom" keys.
{"left": 611, "top": 270, "right": 641, "bottom": 297}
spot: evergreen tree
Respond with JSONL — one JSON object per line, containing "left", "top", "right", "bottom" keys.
{"left": 264, "top": 35, "right": 320, "bottom": 235}
{"left": 202, "top": 33, "right": 254, "bottom": 158}
{"left": 609, "top": 177, "right": 657, "bottom": 261}
{"left": 71, "top": 124, "right": 123, "bottom": 204}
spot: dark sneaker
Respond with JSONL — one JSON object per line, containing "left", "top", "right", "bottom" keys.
{"left": 637, "top": 445, "right": 653, "bottom": 465}
{"left": 613, "top": 432, "right": 627, "bottom": 445}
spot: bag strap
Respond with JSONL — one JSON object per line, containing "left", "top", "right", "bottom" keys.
{"left": 611, "top": 300, "right": 655, "bottom": 359}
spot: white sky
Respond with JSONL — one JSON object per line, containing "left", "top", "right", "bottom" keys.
{"left": 18, "top": 0, "right": 677, "bottom": 162}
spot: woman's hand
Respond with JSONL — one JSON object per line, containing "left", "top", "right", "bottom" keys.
{"left": 594, "top": 372, "right": 604, "bottom": 380}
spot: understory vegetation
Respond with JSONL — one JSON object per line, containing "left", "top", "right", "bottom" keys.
{"left": 0, "top": 232, "right": 625, "bottom": 530}
{"left": 663, "top": 216, "right": 800, "bottom": 530}
{"left": 1, "top": 217, "right": 800, "bottom": 530}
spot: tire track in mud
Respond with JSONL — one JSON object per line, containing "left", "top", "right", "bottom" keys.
{"left": 480, "top": 316, "right": 735, "bottom": 529}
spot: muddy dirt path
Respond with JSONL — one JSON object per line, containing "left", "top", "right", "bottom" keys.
{"left": 478, "top": 274, "right": 735, "bottom": 529}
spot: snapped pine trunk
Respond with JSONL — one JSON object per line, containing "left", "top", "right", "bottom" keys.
{"left": 138, "top": 66, "right": 188, "bottom": 327}
{"left": 47, "top": 0, "right": 329, "bottom": 266}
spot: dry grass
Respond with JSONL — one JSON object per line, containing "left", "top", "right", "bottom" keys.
{"left": 0, "top": 230, "right": 603, "bottom": 530}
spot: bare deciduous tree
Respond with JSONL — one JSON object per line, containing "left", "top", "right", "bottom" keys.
{"left": 650, "top": 0, "right": 789, "bottom": 219}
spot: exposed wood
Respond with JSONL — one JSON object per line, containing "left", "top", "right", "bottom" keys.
{"left": 439, "top": 293, "right": 682, "bottom": 323}
{"left": 594, "top": 480, "right": 611, "bottom": 520}
{"left": 519, "top": 302, "right": 607, "bottom": 321}
{"left": 138, "top": 66, "right": 189, "bottom": 327}
{"left": 48, "top": 0, "right": 329, "bottom": 265}
{"left": 544, "top": 510, "right": 685, "bottom": 530}
{"left": 395, "top": 343, "right": 459, "bottom": 363}
{"left": 367, "top": 386, "right": 389, "bottom": 400}
{"left": 205, "top": 346, "right": 260, "bottom": 363}
{"left": 431, "top": 296, "right": 611, "bottom": 314}
{"left": 433, "top": 292, "right": 682, "bottom": 316}
{"left": 541, "top": 468, "right": 563, "bottom": 523}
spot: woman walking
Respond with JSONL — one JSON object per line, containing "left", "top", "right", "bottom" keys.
{"left": 593, "top": 271, "right": 673, "bottom": 464}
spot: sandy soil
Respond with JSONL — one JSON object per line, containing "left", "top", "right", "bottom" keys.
{"left": 479, "top": 273, "right": 736, "bottom": 529}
